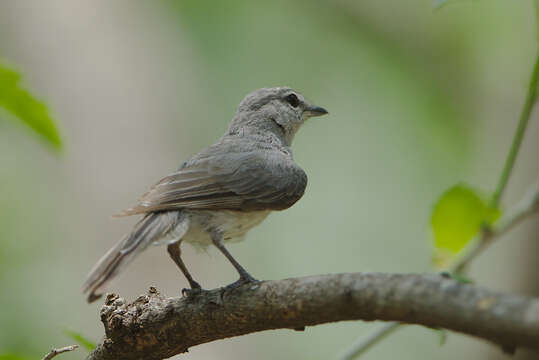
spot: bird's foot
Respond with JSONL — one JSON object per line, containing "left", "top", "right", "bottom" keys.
{"left": 181, "top": 282, "right": 203, "bottom": 297}
{"left": 224, "top": 275, "right": 260, "bottom": 291}
{"left": 181, "top": 287, "right": 203, "bottom": 297}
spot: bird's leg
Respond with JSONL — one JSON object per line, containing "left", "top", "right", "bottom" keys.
{"left": 211, "top": 231, "right": 258, "bottom": 287}
{"left": 167, "top": 242, "right": 202, "bottom": 294}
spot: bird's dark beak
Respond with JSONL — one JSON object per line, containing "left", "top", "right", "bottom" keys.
{"left": 305, "top": 105, "right": 329, "bottom": 117}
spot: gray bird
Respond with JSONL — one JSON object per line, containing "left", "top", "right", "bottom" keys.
{"left": 83, "top": 87, "right": 328, "bottom": 303}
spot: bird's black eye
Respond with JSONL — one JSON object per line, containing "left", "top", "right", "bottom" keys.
{"left": 285, "top": 93, "right": 299, "bottom": 108}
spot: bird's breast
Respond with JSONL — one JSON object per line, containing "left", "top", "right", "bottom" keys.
{"left": 182, "top": 209, "right": 271, "bottom": 247}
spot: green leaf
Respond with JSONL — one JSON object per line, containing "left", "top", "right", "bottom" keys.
{"left": 430, "top": 184, "right": 500, "bottom": 268}
{"left": 0, "top": 63, "right": 62, "bottom": 149}
{"left": 65, "top": 330, "right": 96, "bottom": 351}
{"left": 0, "top": 355, "right": 29, "bottom": 360}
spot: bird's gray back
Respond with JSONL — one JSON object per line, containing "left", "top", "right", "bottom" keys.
{"left": 119, "top": 134, "right": 307, "bottom": 215}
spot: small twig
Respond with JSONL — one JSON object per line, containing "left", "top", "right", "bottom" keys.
{"left": 454, "top": 180, "right": 539, "bottom": 273}
{"left": 336, "top": 322, "right": 400, "bottom": 360}
{"left": 42, "top": 345, "right": 79, "bottom": 360}
{"left": 493, "top": 180, "right": 539, "bottom": 235}
{"left": 489, "top": 52, "right": 539, "bottom": 209}
{"left": 489, "top": 0, "right": 539, "bottom": 210}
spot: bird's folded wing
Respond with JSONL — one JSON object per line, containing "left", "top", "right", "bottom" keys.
{"left": 114, "top": 150, "right": 307, "bottom": 216}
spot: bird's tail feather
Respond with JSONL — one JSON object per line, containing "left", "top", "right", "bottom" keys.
{"left": 83, "top": 211, "right": 185, "bottom": 303}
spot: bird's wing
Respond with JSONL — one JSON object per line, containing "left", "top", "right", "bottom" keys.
{"left": 115, "top": 147, "right": 307, "bottom": 216}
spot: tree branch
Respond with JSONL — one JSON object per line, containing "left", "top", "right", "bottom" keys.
{"left": 86, "top": 273, "right": 539, "bottom": 360}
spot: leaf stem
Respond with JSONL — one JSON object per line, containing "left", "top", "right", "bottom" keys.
{"left": 453, "top": 180, "right": 539, "bottom": 273}
{"left": 535, "top": 0, "right": 539, "bottom": 41}
{"left": 489, "top": 51, "right": 539, "bottom": 209}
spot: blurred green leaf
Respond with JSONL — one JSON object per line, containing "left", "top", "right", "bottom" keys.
{"left": 0, "top": 63, "right": 61, "bottom": 149}
{"left": 433, "top": 0, "right": 447, "bottom": 8}
{"left": 432, "top": 0, "right": 447, "bottom": 10}
{"left": 65, "top": 330, "right": 96, "bottom": 351}
{"left": 0, "top": 355, "right": 29, "bottom": 360}
{"left": 430, "top": 184, "right": 500, "bottom": 268}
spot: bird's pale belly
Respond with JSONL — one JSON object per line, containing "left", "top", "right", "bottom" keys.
{"left": 182, "top": 209, "right": 271, "bottom": 248}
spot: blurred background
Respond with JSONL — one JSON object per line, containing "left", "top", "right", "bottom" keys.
{"left": 0, "top": 0, "right": 538, "bottom": 359}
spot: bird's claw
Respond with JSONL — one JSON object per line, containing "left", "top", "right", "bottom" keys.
{"left": 182, "top": 286, "right": 203, "bottom": 297}
{"left": 224, "top": 276, "right": 260, "bottom": 291}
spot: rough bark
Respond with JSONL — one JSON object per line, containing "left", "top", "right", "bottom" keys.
{"left": 86, "top": 272, "right": 539, "bottom": 360}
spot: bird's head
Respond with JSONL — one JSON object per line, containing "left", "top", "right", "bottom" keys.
{"left": 228, "top": 87, "right": 328, "bottom": 146}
